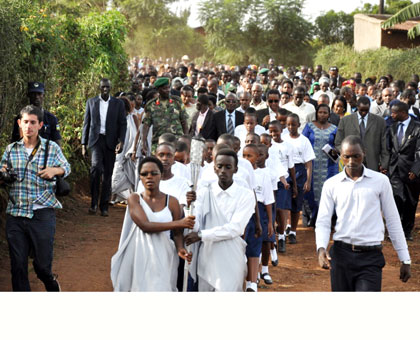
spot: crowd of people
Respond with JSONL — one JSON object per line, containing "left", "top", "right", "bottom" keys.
{"left": 103, "top": 55, "right": 418, "bottom": 292}
{"left": 3, "top": 55, "right": 418, "bottom": 292}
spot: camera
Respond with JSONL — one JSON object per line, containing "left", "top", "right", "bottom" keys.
{"left": 0, "top": 168, "right": 18, "bottom": 185}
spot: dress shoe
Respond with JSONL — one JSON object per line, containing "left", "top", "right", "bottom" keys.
{"left": 101, "top": 210, "right": 109, "bottom": 217}
{"left": 88, "top": 206, "right": 97, "bottom": 215}
{"left": 288, "top": 233, "right": 297, "bottom": 244}
{"left": 261, "top": 273, "right": 273, "bottom": 285}
{"left": 278, "top": 239, "right": 286, "bottom": 253}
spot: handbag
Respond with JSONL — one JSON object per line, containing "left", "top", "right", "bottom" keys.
{"left": 44, "top": 139, "right": 71, "bottom": 196}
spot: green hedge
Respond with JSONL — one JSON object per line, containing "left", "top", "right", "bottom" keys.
{"left": 0, "top": 0, "right": 129, "bottom": 180}
{"left": 314, "top": 42, "right": 420, "bottom": 82}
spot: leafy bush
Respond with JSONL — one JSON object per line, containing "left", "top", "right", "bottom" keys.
{"left": 0, "top": 0, "right": 129, "bottom": 180}
{"left": 314, "top": 43, "right": 420, "bottom": 81}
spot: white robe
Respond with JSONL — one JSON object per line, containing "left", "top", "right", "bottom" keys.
{"left": 110, "top": 195, "right": 179, "bottom": 291}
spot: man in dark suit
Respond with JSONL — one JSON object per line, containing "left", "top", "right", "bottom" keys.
{"left": 387, "top": 101, "right": 420, "bottom": 241}
{"left": 82, "top": 78, "right": 127, "bottom": 216}
{"left": 189, "top": 94, "right": 216, "bottom": 140}
{"left": 256, "top": 89, "right": 281, "bottom": 129}
{"left": 214, "top": 92, "right": 244, "bottom": 139}
{"left": 335, "top": 96, "right": 389, "bottom": 172}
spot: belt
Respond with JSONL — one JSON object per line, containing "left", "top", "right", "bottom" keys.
{"left": 334, "top": 241, "right": 382, "bottom": 253}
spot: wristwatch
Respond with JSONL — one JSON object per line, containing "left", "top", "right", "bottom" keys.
{"left": 197, "top": 231, "right": 202, "bottom": 239}
{"left": 402, "top": 260, "right": 411, "bottom": 265}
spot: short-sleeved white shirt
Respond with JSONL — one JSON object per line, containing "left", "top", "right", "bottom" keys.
{"left": 283, "top": 134, "right": 315, "bottom": 164}
{"left": 259, "top": 164, "right": 278, "bottom": 191}
{"left": 270, "top": 140, "right": 295, "bottom": 178}
{"left": 254, "top": 168, "right": 275, "bottom": 205}
{"left": 234, "top": 124, "right": 267, "bottom": 149}
{"left": 198, "top": 157, "right": 256, "bottom": 191}
{"left": 172, "top": 161, "right": 189, "bottom": 180}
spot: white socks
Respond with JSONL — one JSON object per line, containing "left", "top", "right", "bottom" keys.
{"left": 261, "top": 265, "right": 269, "bottom": 275}
{"left": 289, "top": 230, "right": 296, "bottom": 236}
{"left": 278, "top": 233, "right": 285, "bottom": 240}
{"left": 271, "top": 248, "right": 278, "bottom": 262}
{"left": 246, "top": 281, "right": 258, "bottom": 292}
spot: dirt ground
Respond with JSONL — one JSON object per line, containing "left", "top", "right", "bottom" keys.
{"left": 0, "top": 188, "right": 419, "bottom": 292}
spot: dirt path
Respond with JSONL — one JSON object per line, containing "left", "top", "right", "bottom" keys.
{"left": 0, "top": 192, "right": 419, "bottom": 292}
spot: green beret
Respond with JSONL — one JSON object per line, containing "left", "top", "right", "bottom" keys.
{"left": 154, "top": 77, "right": 170, "bottom": 88}
{"left": 259, "top": 68, "right": 269, "bottom": 74}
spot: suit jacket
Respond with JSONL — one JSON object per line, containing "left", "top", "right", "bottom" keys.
{"left": 256, "top": 108, "right": 270, "bottom": 128}
{"left": 82, "top": 96, "right": 127, "bottom": 150}
{"left": 387, "top": 119, "right": 420, "bottom": 200}
{"left": 214, "top": 109, "right": 244, "bottom": 139}
{"left": 189, "top": 109, "right": 217, "bottom": 141}
{"left": 335, "top": 112, "right": 389, "bottom": 171}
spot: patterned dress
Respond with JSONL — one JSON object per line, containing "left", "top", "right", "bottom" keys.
{"left": 302, "top": 122, "right": 338, "bottom": 206}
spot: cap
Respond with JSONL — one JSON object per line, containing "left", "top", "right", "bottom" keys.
{"left": 154, "top": 77, "right": 170, "bottom": 88}
{"left": 181, "top": 55, "right": 190, "bottom": 61}
{"left": 319, "top": 77, "right": 329, "bottom": 84}
{"left": 259, "top": 68, "right": 269, "bottom": 74}
{"left": 28, "top": 81, "right": 45, "bottom": 93}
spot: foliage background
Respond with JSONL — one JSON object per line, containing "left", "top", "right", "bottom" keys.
{"left": 0, "top": 0, "right": 129, "bottom": 180}
{"left": 314, "top": 42, "right": 420, "bottom": 82}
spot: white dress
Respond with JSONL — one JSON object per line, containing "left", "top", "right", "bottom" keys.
{"left": 111, "top": 112, "right": 138, "bottom": 200}
{"left": 110, "top": 194, "right": 179, "bottom": 291}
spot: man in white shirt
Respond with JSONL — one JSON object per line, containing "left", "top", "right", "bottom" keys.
{"left": 283, "top": 86, "right": 315, "bottom": 133}
{"left": 185, "top": 149, "right": 255, "bottom": 291}
{"left": 316, "top": 135, "right": 411, "bottom": 291}
{"left": 250, "top": 83, "right": 268, "bottom": 111}
{"left": 312, "top": 77, "right": 334, "bottom": 104}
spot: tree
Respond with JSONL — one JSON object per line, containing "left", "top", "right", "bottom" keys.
{"left": 353, "top": 0, "right": 413, "bottom": 15}
{"left": 314, "top": 10, "right": 354, "bottom": 46}
{"left": 382, "top": 2, "right": 420, "bottom": 39}
{"left": 198, "top": 0, "right": 313, "bottom": 65}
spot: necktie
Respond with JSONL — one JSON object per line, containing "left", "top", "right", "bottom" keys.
{"left": 397, "top": 123, "right": 404, "bottom": 146}
{"left": 359, "top": 116, "right": 366, "bottom": 139}
{"left": 227, "top": 113, "right": 234, "bottom": 134}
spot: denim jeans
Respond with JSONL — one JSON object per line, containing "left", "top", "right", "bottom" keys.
{"left": 6, "top": 208, "right": 58, "bottom": 291}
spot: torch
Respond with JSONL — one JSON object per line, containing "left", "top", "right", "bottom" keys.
{"left": 182, "top": 137, "right": 206, "bottom": 292}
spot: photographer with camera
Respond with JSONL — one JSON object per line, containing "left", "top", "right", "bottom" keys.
{"left": 1, "top": 105, "right": 70, "bottom": 291}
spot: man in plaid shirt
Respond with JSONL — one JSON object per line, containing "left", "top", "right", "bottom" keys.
{"left": 1, "top": 105, "right": 70, "bottom": 291}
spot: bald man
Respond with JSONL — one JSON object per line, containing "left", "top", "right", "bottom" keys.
{"left": 237, "top": 91, "right": 252, "bottom": 113}
{"left": 214, "top": 92, "right": 244, "bottom": 139}
{"left": 371, "top": 88, "right": 394, "bottom": 118}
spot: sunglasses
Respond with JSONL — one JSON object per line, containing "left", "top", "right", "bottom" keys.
{"left": 140, "top": 171, "right": 160, "bottom": 177}
{"left": 268, "top": 99, "right": 279, "bottom": 103}
{"left": 225, "top": 100, "right": 237, "bottom": 103}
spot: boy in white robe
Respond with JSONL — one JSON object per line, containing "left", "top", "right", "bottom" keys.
{"left": 185, "top": 149, "right": 255, "bottom": 291}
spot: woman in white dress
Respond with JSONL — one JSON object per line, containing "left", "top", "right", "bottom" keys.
{"left": 111, "top": 95, "right": 140, "bottom": 203}
{"left": 111, "top": 157, "right": 194, "bottom": 291}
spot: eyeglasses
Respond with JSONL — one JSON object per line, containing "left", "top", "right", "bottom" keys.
{"left": 268, "top": 99, "right": 279, "bottom": 103}
{"left": 139, "top": 171, "right": 160, "bottom": 177}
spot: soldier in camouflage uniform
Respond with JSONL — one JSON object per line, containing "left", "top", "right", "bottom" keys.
{"left": 141, "top": 77, "right": 189, "bottom": 155}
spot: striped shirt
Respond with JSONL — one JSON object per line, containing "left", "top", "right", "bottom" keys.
{"left": 1, "top": 137, "right": 71, "bottom": 218}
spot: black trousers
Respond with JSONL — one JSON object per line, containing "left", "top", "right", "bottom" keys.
{"left": 330, "top": 242, "right": 385, "bottom": 292}
{"left": 90, "top": 135, "right": 116, "bottom": 211}
{"left": 394, "top": 186, "right": 419, "bottom": 237}
{"left": 6, "top": 208, "right": 59, "bottom": 291}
